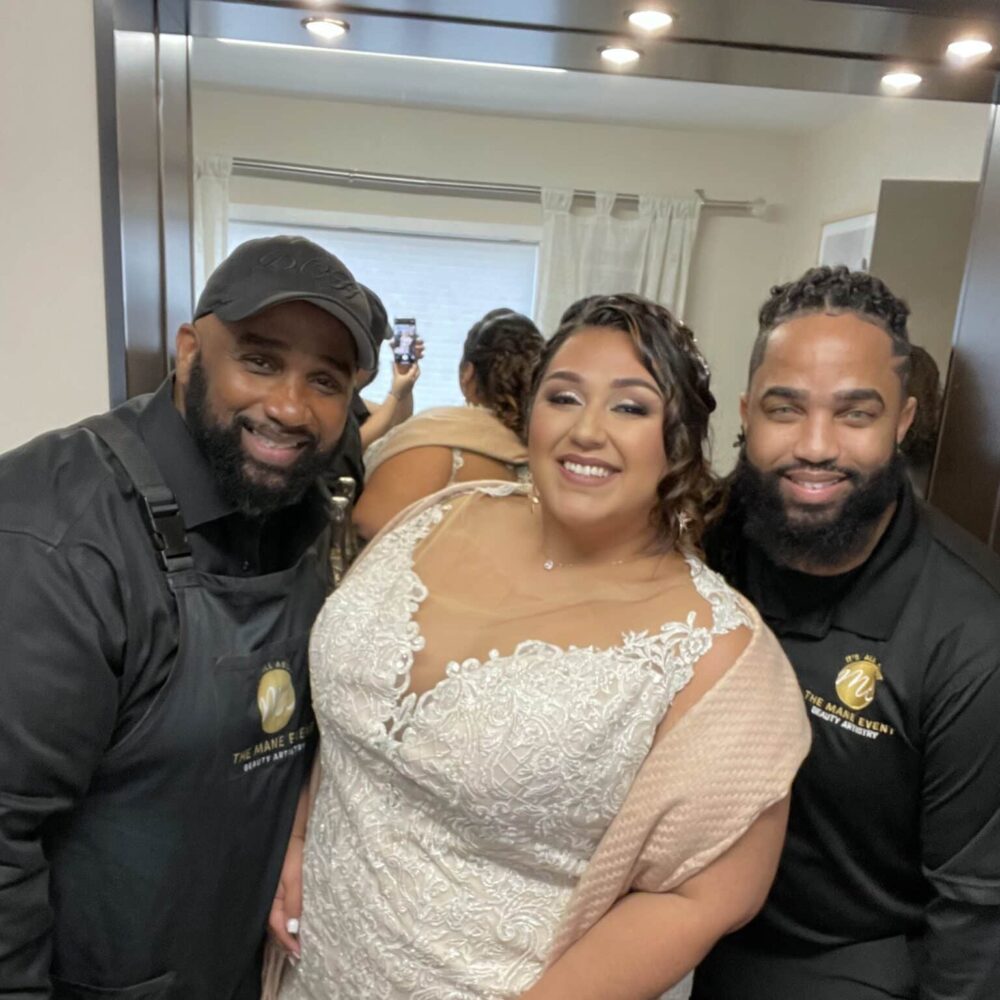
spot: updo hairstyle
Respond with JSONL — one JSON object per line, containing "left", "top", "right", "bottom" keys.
{"left": 461, "top": 310, "right": 545, "bottom": 438}
{"left": 530, "top": 293, "right": 720, "bottom": 553}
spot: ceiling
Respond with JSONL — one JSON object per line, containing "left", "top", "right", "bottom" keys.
{"left": 191, "top": 35, "right": 891, "bottom": 134}
{"left": 189, "top": 0, "right": 1000, "bottom": 103}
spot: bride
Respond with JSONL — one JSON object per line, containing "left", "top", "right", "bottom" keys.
{"left": 269, "top": 294, "right": 810, "bottom": 1000}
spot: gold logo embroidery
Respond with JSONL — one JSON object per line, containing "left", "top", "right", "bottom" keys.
{"left": 257, "top": 664, "right": 296, "bottom": 734}
{"left": 835, "top": 655, "right": 883, "bottom": 711}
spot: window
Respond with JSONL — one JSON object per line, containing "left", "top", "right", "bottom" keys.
{"left": 227, "top": 219, "right": 538, "bottom": 408}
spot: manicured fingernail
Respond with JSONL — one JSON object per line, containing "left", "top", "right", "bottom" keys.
{"left": 286, "top": 918, "right": 300, "bottom": 935}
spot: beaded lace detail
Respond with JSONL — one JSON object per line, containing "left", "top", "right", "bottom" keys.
{"left": 283, "top": 486, "right": 750, "bottom": 1000}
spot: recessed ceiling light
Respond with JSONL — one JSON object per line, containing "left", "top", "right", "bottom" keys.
{"left": 600, "top": 46, "right": 642, "bottom": 66}
{"left": 301, "top": 17, "right": 349, "bottom": 42}
{"left": 947, "top": 38, "right": 993, "bottom": 62}
{"left": 881, "top": 70, "right": 922, "bottom": 93}
{"left": 627, "top": 9, "right": 674, "bottom": 32}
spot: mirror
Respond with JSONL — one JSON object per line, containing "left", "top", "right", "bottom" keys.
{"left": 188, "top": 26, "right": 993, "bottom": 471}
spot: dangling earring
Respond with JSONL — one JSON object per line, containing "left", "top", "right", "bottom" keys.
{"left": 677, "top": 511, "right": 692, "bottom": 535}
{"left": 530, "top": 485, "right": 541, "bottom": 513}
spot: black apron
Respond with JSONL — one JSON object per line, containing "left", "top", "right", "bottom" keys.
{"left": 46, "top": 410, "right": 328, "bottom": 1000}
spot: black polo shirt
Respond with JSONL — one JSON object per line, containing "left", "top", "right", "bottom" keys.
{"left": 700, "top": 485, "right": 1000, "bottom": 998}
{"left": 0, "top": 382, "right": 329, "bottom": 994}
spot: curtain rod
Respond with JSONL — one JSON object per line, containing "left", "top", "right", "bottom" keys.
{"left": 230, "top": 158, "right": 767, "bottom": 216}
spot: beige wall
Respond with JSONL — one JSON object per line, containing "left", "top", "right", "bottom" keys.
{"left": 0, "top": 24, "right": 989, "bottom": 462}
{"left": 193, "top": 87, "right": 803, "bottom": 466}
{"left": 0, "top": 1, "right": 109, "bottom": 452}
{"left": 785, "top": 99, "right": 991, "bottom": 275}
{"left": 193, "top": 86, "right": 991, "bottom": 469}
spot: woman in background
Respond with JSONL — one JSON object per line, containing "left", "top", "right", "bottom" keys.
{"left": 270, "top": 294, "right": 810, "bottom": 1000}
{"left": 353, "top": 309, "right": 544, "bottom": 539}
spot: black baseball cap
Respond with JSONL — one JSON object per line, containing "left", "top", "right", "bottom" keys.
{"left": 194, "top": 236, "right": 376, "bottom": 370}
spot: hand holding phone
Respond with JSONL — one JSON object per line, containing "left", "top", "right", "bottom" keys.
{"left": 392, "top": 318, "right": 418, "bottom": 366}
{"left": 389, "top": 362, "right": 420, "bottom": 403}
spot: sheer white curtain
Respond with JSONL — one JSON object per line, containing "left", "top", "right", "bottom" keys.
{"left": 193, "top": 155, "right": 232, "bottom": 294}
{"left": 533, "top": 187, "right": 701, "bottom": 336}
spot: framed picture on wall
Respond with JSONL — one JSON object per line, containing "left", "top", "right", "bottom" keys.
{"left": 818, "top": 212, "right": 877, "bottom": 271}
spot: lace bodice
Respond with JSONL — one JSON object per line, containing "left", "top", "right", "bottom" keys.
{"left": 282, "top": 487, "right": 750, "bottom": 1000}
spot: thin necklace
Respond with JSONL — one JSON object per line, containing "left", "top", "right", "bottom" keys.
{"left": 542, "top": 555, "right": 629, "bottom": 572}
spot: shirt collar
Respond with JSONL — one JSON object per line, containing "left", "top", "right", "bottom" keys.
{"left": 745, "top": 482, "right": 929, "bottom": 641}
{"left": 137, "top": 378, "right": 238, "bottom": 529}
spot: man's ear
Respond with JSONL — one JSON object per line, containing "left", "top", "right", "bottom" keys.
{"left": 739, "top": 391, "right": 750, "bottom": 431}
{"left": 897, "top": 394, "right": 918, "bottom": 444}
{"left": 174, "top": 323, "right": 199, "bottom": 386}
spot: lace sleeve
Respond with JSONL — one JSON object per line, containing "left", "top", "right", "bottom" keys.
{"left": 687, "top": 556, "right": 753, "bottom": 635}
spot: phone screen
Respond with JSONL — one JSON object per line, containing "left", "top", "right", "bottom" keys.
{"left": 392, "top": 318, "right": 417, "bottom": 365}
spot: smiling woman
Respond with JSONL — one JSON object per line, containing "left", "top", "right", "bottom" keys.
{"left": 529, "top": 294, "right": 720, "bottom": 561}
{"left": 266, "top": 292, "right": 811, "bottom": 1000}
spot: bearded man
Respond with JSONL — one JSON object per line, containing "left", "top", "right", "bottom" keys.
{"left": 0, "top": 236, "right": 377, "bottom": 999}
{"left": 693, "top": 266, "right": 1000, "bottom": 1000}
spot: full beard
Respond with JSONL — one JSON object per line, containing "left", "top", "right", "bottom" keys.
{"left": 729, "top": 446, "right": 905, "bottom": 570}
{"left": 184, "top": 357, "right": 339, "bottom": 519}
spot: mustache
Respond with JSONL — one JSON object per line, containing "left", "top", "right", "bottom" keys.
{"left": 772, "top": 461, "right": 861, "bottom": 484}
{"left": 236, "top": 415, "right": 317, "bottom": 451}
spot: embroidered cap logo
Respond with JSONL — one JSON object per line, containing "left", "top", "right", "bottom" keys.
{"left": 255, "top": 250, "right": 361, "bottom": 300}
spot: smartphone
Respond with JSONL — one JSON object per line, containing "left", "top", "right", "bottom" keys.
{"left": 391, "top": 318, "right": 418, "bottom": 366}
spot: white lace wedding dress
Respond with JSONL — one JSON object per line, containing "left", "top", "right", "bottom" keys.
{"left": 281, "top": 487, "right": 749, "bottom": 1000}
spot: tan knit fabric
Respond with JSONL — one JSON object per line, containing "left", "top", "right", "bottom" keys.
{"left": 363, "top": 406, "right": 527, "bottom": 474}
{"left": 546, "top": 602, "right": 810, "bottom": 962}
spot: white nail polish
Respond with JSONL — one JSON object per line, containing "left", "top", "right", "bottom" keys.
{"left": 286, "top": 918, "right": 300, "bottom": 935}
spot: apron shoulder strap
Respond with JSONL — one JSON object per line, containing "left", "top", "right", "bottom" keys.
{"left": 82, "top": 412, "right": 194, "bottom": 574}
